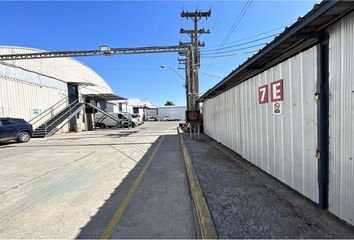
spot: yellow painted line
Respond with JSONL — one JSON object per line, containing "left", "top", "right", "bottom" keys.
{"left": 100, "top": 135, "right": 165, "bottom": 239}
{"left": 177, "top": 128, "right": 217, "bottom": 239}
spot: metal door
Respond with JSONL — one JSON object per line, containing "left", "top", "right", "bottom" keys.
{"left": 67, "top": 84, "right": 79, "bottom": 131}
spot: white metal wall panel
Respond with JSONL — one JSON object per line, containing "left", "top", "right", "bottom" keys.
{"left": 203, "top": 46, "right": 319, "bottom": 202}
{"left": 204, "top": 86, "right": 242, "bottom": 154}
{"left": 328, "top": 12, "right": 354, "bottom": 225}
{"left": 0, "top": 62, "right": 68, "bottom": 123}
{"left": 0, "top": 76, "right": 67, "bottom": 121}
{"left": 0, "top": 64, "right": 67, "bottom": 90}
{"left": 157, "top": 106, "right": 186, "bottom": 121}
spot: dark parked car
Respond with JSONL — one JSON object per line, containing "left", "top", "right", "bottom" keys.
{"left": 0, "top": 118, "right": 33, "bottom": 143}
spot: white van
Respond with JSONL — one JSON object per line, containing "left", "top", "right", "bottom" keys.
{"left": 94, "top": 112, "right": 133, "bottom": 128}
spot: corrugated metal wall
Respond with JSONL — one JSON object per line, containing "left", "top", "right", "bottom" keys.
{"left": 328, "top": 11, "right": 354, "bottom": 225}
{"left": 204, "top": 87, "right": 242, "bottom": 154}
{"left": 0, "top": 77, "right": 67, "bottom": 121}
{"left": 0, "top": 64, "right": 67, "bottom": 90}
{"left": 203, "top": 46, "right": 319, "bottom": 202}
{"left": 0, "top": 64, "right": 67, "bottom": 121}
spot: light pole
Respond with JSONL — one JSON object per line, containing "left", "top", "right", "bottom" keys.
{"left": 160, "top": 64, "right": 185, "bottom": 81}
{"left": 161, "top": 64, "right": 190, "bottom": 109}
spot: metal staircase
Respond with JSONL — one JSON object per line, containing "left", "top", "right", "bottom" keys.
{"left": 94, "top": 112, "right": 109, "bottom": 128}
{"left": 32, "top": 99, "right": 84, "bottom": 138}
{"left": 85, "top": 103, "right": 132, "bottom": 129}
{"left": 29, "top": 100, "right": 127, "bottom": 138}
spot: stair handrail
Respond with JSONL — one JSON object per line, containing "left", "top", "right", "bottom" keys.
{"left": 44, "top": 99, "right": 81, "bottom": 135}
{"left": 86, "top": 103, "right": 131, "bottom": 129}
{"left": 39, "top": 99, "right": 79, "bottom": 131}
{"left": 94, "top": 114, "right": 108, "bottom": 129}
{"left": 86, "top": 103, "right": 121, "bottom": 122}
{"left": 29, "top": 96, "right": 68, "bottom": 127}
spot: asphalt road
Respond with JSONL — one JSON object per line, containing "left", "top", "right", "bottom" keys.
{"left": 0, "top": 122, "right": 196, "bottom": 239}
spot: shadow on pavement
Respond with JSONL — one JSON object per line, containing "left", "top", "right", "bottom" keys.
{"left": 45, "top": 132, "right": 136, "bottom": 141}
{"left": 0, "top": 130, "right": 138, "bottom": 148}
{"left": 0, "top": 141, "right": 18, "bottom": 146}
{"left": 0, "top": 142, "right": 156, "bottom": 149}
{"left": 76, "top": 136, "right": 163, "bottom": 239}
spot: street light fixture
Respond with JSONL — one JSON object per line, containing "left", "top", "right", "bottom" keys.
{"left": 161, "top": 61, "right": 194, "bottom": 110}
{"left": 160, "top": 64, "right": 185, "bottom": 81}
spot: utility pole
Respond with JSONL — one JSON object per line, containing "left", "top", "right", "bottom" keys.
{"left": 180, "top": 10, "right": 211, "bottom": 110}
{"left": 177, "top": 57, "right": 187, "bottom": 109}
{"left": 178, "top": 43, "right": 191, "bottom": 110}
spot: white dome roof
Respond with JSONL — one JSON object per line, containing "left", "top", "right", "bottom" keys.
{"left": 0, "top": 46, "right": 113, "bottom": 94}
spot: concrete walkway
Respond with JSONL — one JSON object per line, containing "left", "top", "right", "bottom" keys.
{"left": 110, "top": 133, "right": 196, "bottom": 239}
{"left": 0, "top": 122, "right": 196, "bottom": 239}
{"left": 78, "top": 128, "right": 197, "bottom": 239}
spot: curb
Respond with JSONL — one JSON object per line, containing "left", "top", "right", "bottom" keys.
{"left": 177, "top": 128, "right": 217, "bottom": 239}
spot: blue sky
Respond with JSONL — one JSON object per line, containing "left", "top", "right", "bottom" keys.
{"left": 0, "top": 0, "right": 317, "bottom": 106}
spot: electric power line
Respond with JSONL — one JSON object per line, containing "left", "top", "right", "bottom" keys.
{"left": 205, "top": 0, "right": 253, "bottom": 71}
{"left": 206, "top": 24, "right": 287, "bottom": 49}
{"left": 200, "top": 70, "right": 225, "bottom": 78}
{"left": 202, "top": 34, "right": 276, "bottom": 53}
{"left": 219, "top": 0, "right": 253, "bottom": 48}
{"left": 203, "top": 3, "right": 221, "bottom": 46}
{"left": 201, "top": 49, "right": 259, "bottom": 58}
{"left": 201, "top": 43, "right": 265, "bottom": 56}
{"left": 201, "top": 24, "right": 292, "bottom": 65}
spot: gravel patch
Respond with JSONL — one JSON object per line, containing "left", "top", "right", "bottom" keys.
{"left": 184, "top": 133, "right": 354, "bottom": 239}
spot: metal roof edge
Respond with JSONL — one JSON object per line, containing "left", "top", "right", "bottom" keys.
{"left": 198, "top": 0, "right": 346, "bottom": 102}
{"left": 0, "top": 45, "right": 113, "bottom": 93}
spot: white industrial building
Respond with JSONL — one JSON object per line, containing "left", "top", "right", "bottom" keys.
{"left": 0, "top": 46, "right": 124, "bottom": 137}
{"left": 157, "top": 105, "right": 186, "bottom": 121}
{"left": 199, "top": 2, "right": 354, "bottom": 225}
{"left": 117, "top": 98, "right": 154, "bottom": 120}
{"left": 143, "top": 105, "right": 186, "bottom": 121}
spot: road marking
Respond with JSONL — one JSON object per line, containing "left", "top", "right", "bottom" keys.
{"left": 100, "top": 135, "right": 165, "bottom": 239}
{"left": 177, "top": 128, "right": 217, "bottom": 239}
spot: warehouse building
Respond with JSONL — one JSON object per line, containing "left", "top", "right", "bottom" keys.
{"left": 157, "top": 105, "right": 186, "bottom": 121}
{"left": 198, "top": 1, "right": 354, "bottom": 225}
{"left": 0, "top": 46, "right": 124, "bottom": 137}
{"left": 144, "top": 105, "right": 187, "bottom": 121}
{"left": 117, "top": 98, "right": 154, "bottom": 120}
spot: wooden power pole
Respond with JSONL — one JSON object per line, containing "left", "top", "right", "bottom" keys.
{"left": 180, "top": 10, "right": 211, "bottom": 110}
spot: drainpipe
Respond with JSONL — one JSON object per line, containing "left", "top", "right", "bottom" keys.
{"left": 317, "top": 32, "right": 330, "bottom": 209}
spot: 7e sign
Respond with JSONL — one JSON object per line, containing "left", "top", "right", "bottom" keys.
{"left": 258, "top": 79, "right": 284, "bottom": 115}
